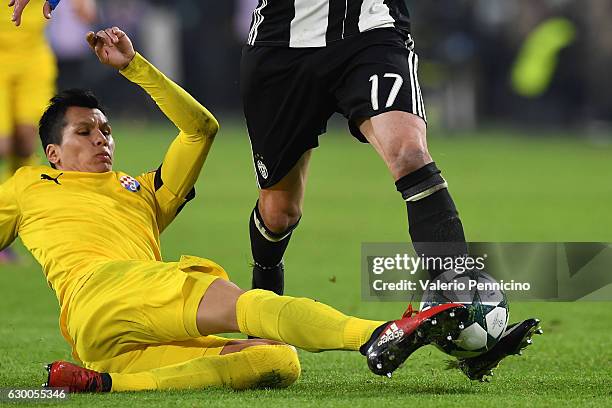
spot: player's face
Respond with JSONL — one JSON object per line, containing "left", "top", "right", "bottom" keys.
{"left": 47, "top": 107, "right": 115, "bottom": 173}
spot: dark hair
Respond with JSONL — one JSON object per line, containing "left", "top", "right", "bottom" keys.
{"left": 39, "top": 89, "right": 106, "bottom": 159}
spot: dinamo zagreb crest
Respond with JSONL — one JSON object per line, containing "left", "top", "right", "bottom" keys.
{"left": 119, "top": 175, "right": 141, "bottom": 193}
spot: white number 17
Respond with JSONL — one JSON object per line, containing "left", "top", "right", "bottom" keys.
{"left": 369, "top": 73, "right": 403, "bottom": 111}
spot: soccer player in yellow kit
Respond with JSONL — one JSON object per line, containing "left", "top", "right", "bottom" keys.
{"left": 0, "top": 0, "right": 55, "bottom": 173}
{"left": 0, "top": 27, "right": 471, "bottom": 392}
{"left": 0, "top": 0, "right": 56, "bottom": 262}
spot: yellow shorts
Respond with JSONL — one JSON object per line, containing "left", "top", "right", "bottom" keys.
{"left": 86, "top": 335, "right": 237, "bottom": 374}
{"left": 0, "top": 45, "right": 56, "bottom": 136}
{"left": 65, "top": 255, "right": 231, "bottom": 370}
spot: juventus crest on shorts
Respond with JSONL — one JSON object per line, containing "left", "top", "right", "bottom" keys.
{"left": 247, "top": 0, "right": 411, "bottom": 47}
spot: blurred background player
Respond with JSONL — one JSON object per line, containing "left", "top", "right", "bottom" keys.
{"left": 1, "top": 0, "right": 95, "bottom": 263}
{"left": 0, "top": 0, "right": 56, "bottom": 263}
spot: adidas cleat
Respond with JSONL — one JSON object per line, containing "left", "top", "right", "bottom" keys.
{"left": 44, "top": 361, "right": 110, "bottom": 393}
{"left": 361, "top": 303, "right": 468, "bottom": 377}
{"left": 454, "top": 318, "right": 543, "bottom": 382}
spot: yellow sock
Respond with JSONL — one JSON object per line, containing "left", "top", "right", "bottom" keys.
{"left": 110, "top": 345, "right": 300, "bottom": 391}
{"left": 236, "top": 289, "right": 384, "bottom": 352}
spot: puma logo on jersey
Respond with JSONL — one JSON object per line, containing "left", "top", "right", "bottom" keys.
{"left": 377, "top": 323, "right": 404, "bottom": 347}
{"left": 41, "top": 173, "right": 63, "bottom": 185}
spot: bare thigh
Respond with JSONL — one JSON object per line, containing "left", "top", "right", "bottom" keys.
{"left": 196, "top": 278, "right": 245, "bottom": 336}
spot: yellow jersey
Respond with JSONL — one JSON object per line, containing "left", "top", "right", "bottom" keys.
{"left": 0, "top": 0, "right": 49, "bottom": 56}
{"left": 0, "top": 53, "right": 218, "bottom": 307}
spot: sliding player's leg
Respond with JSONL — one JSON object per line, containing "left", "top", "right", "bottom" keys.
{"left": 197, "top": 278, "right": 384, "bottom": 352}
{"left": 59, "top": 258, "right": 382, "bottom": 369}
{"left": 195, "top": 278, "right": 468, "bottom": 377}
{"left": 47, "top": 337, "right": 301, "bottom": 392}
{"left": 49, "top": 258, "right": 467, "bottom": 392}
{"left": 47, "top": 276, "right": 467, "bottom": 392}
{"left": 110, "top": 341, "right": 301, "bottom": 391}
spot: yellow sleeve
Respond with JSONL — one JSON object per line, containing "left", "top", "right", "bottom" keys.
{"left": 120, "top": 53, "right": 219, "bottom": 230}
{"left": 0, "top": 176, "right": 20, "bottom": 250}
{"left": 138, "top": 170, "right": 195, "bottom": 232}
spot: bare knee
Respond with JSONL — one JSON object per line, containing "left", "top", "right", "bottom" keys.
{"left": 389, "top": 140, "right": 432, "bottom": 178}
{"left": 258, "top": 191, "right": 302, "bottom": 233}
{"left": 360, "top": 112, "right": 433, "bottom": 179}
{"left": 383, "top": 118, "right": 432, "bottom": 177}
{"left": 254, "top": 151, "right": 310, "bottom": 233}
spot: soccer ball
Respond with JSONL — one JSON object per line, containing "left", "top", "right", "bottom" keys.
{"left": 420, "top": 270, "right": 509, "bottom": 358}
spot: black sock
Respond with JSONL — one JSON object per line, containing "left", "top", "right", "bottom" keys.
{"left": 395, "top": 163, "right": 467, "bottom": 278}
{"left": 100, "top": 373, "right": 112, "bottom": 392}
{"left": 249, "top": 202, "right": 299, "bottom": 295}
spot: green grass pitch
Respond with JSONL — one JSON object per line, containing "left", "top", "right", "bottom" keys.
{"left": 1, "top": 123, "right": 611, "bottom": 407}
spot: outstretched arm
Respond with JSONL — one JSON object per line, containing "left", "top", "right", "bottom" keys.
{"left": 87, "top": 27, "right": 219, "bottom": 227}
{"left": 122, "top": 53, "right": 220, "bottom": 198}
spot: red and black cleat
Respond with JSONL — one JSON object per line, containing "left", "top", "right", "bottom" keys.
{"left": 452, "top": 318, "right": 543, "bottom": 382}
{"left": 43, "top": 361, "right": 111, "bottom": 393}
{"left": 361, "top": 303, "right": 468, "bottom": 378}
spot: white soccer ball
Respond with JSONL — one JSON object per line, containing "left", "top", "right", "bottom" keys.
{"left": 420, "top": 270, "right": 509, "bottom": 358}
